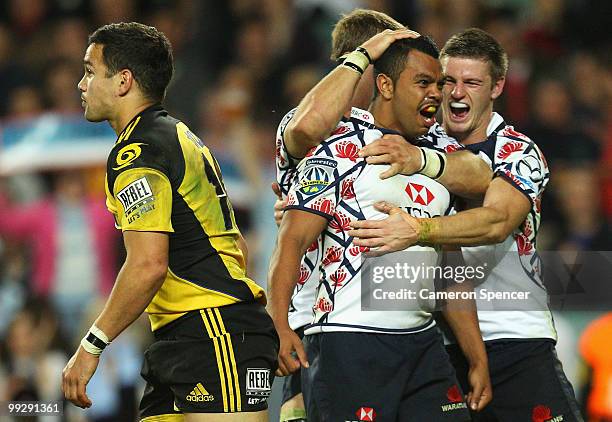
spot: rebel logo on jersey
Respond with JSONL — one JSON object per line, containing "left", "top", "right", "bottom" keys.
{"left": 406, "top": 182, "right": 435, "bottom": 206}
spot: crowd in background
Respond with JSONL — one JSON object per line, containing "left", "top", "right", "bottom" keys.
{"left": 0, "top": 0, "right": 610, "bottom": 420}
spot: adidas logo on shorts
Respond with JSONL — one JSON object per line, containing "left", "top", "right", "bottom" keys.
{"left": 186, "top": 383, "right": 215, "bottom": 402}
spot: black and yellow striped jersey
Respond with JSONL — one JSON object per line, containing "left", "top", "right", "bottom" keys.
{"left": 105, "top": 104, "right": 265, "bottom": 331}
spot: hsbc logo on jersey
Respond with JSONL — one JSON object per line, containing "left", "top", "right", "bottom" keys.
{"left": 345, "top": 407, "right": 376, "bottom": 422}
{"left": 405, "top": 182, "right": 435, "bottom": 206}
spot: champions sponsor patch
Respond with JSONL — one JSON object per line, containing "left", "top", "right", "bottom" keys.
{"left": 246, "top": 368, "right": 271, "bottom": 397}
{"left": 117, "top": 177, "right": 155, "bottom": 222}
{"left": 300, "top": 158, "right": 337, "bottom": 195}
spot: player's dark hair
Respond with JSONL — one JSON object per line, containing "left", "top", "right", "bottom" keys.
{"left": 373, "top": 35, "right": 439, "bottom": 83}
{"left": 440, "top": 28, "right": 508, "bottom": 82}
{"left": 330, "top": 9, "right": 404, "bottom": 60}
{"left": 88, "top": 22, "right": 174, "bottom": 102}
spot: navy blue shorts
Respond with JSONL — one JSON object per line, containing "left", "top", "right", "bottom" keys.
{"left": 446, "top": 340, "right": 583, "bottom": 422}
{"left": 302, "top": 328, "right": 471, "bottom": 422}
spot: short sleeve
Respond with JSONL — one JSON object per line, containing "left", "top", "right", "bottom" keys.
{"left": 276, "top": 108, "right": 302, "bottom": 196}
{"left": 493, "top": 139, "right": 549, "bottom": 205}
{"left": 111, "top": 168, "right": 173, "bottom": 232}
{"left": 106, "top": 140, "right": 174, "bottom": 232}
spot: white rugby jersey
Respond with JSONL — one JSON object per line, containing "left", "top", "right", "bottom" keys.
{"left": 457, "top": 113, "right": 556, "bottom": 342}
{"left": 285, "top": 126, "right": 454, "bottom": 334}
{"left": 275, "top": 107, "right": 376, "bottom": 330}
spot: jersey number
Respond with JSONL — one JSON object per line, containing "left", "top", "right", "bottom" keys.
{"left": 202, "top": 155, "right": 233, "bottom": 230}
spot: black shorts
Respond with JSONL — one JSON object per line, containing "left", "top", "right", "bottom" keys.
{"left": 139, "top": 302, "right": 279, "bottom": 419}
{"left": 446, "top": 340, "right": 583, "bottom": 422}
{"left": 281, "top": 326, "right": 306, "bottom": 406}
{"left": 302, "top": 328, "right": 471, "bottom": 422}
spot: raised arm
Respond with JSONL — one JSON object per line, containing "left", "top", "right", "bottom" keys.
{"left": 268, "top": 209, "right": 328, "bottom": 375}
{"left": 284, "top": 29, "right": 419, "bottom": 159}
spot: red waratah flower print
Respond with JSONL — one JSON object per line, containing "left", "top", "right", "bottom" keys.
{"left": 305, "top": 146, "right": 317, "bottom": 157}
{"left": 298, "top": 265, "right": 310, "bottom": 285}
{"left": 522, "top": 220, "right": 533, "bottom": 238}
{"left": 329, "top": 211, "right": 352, "bottom": 232}
{"left": 330, "top": 268, "right": 347, "bottom": 287}
{"left": 503, "top": 169, "right": 523, "bottom": 187}
{"left": 445, "top": 143, "right": 461, "bottom": 153}
{"left": 535, "top": 195, "right": 542, "bottom": 213}
{"left": 531, "top": 405, "right": 552, "bottom": 422}
{"left": 349, "top": 244, "right": 370, "bottom": 256}
{"left": 316, "top": 297, "right": 333, "bottom": 313}
{"left": 516, "top": 233, "right": 533, "bottom": 256}
{"left": 332, "top": 125, "right": 350, "bottom": 136}
{"left": 322, "top": 246, "right": 343, "bottom": 266}
{"left": 446, "top": 385, "right": 463, "bottom": 403}
{"left": 497, "top": 141, "right": 524, "bottom": 160}
{"left": 336, "top": 140, "right": 360, "bottom": 162}
{"left": 311, "top": 198, "right": 333, "bottom": 215}
{"left": 286, "top": 193, "right": 297, "bottom": 206}
{"left": 341, "top": 178, "right": 356, "bottom": 199}
{"left": 503, "top": 126, "right": 529, "bottom": 140}
{"left": 307, "top": 240, "right": 318, "bottom": 252}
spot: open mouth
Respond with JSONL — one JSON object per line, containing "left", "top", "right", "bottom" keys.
{"left": 419, "top": 104, "right": 438, "bottom": 126}
{"left": 449, "top": 102, "right": 470, "bottom": 120}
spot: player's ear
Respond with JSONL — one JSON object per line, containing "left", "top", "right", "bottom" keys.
{"left": 117, "top": 68, "right": 134, "bottom": 96}
{"left": 491, "top": 76, "right": 505, "bottom": 100}
{"left": 376, "top": 73, "right": 394, "bottom": 100}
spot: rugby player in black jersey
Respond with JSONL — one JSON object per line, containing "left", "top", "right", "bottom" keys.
{"left": 63, "top": 22, "right": 278, "bottom": 422}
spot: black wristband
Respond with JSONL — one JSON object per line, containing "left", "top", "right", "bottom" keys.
{"left": 355, "top": 46, "right": 372, "bottom": 63}
{"left": 86, "top": 332, "right": 108, "bottom": 350}
{"left": 433, "top": 151, "right": 446, "bottom": 179}
{"left": 342, "top": 61, "right": 364, "bottom": 74}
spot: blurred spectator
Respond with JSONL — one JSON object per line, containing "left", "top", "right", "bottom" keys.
{"left": 91, "top": 0, "right": 136, "bottom": 26}
{"left": 196, "top": 66, "right": 261, "bottom": 233}
{"left": 6, "top": 85, "right": 45, "bottom": 120}
{"left": 0, "top": 171, "right": 119, "bottom": 339}
{"left": 525, "top": 78, "right": 600, "bottom": 166}
{"left": 45, "top": 58, "right": 83, "bottom": 114}
{"left": 0, "top": 299, "right": 67, "bottom": 403}
{"left": 580, "top": 312, "right": 612, "bottom": 421}
{"left": 554, "top": 166, "right": 612, "bottom": 251}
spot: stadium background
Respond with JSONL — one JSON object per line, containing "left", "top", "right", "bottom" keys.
{"left": 0, "top": 0, "right": 610, "bottom": 420}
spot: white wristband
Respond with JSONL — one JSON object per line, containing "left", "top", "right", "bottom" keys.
{"left": 80, "top": 324, "right": 110, "bottom": 356}
{"left": 419, "top": 147, "right": 447, "bottom": 180}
